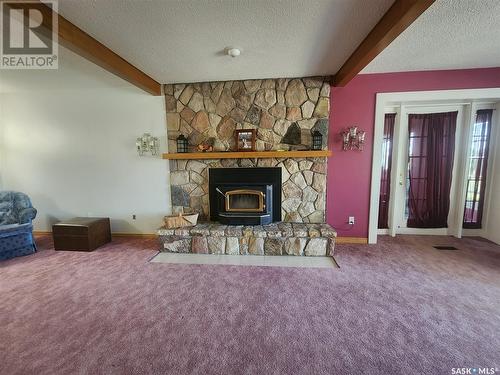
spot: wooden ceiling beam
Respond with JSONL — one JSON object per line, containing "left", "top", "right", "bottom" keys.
{"left": 332, "top": 0, "right": 435, "bottom": 87}
{"left": 5, "top": 1, "right": 162, "bottom": 95}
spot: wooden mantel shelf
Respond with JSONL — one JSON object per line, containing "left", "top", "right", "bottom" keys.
{"left": 162, "top": 150, "right": 332, "bottom": 160}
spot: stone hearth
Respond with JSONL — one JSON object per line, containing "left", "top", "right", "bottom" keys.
{"left": 158, "top": 223, "right": 337, "bottom": 256}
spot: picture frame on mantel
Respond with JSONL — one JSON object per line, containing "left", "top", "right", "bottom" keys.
{"left": 234, "top": 129, "right": 256, "bottom": 151}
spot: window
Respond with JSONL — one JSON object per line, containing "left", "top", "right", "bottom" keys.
{"left": 378, "top": 113, "right": 396, "bottom": 229}
{"left": 463, "top": 109, "right": 493, "bottom": 229}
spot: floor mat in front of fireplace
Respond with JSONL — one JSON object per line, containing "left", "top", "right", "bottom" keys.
{"left": 150, "top": 253, "right": 337, "bottom": 268}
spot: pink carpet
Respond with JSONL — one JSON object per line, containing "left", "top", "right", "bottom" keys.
{"left": 1, "top": 235, "right": 499, "bottom": 374}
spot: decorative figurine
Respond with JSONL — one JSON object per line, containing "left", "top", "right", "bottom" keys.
{"left": 197, "top": 137, "right": 215, "bottom": 152}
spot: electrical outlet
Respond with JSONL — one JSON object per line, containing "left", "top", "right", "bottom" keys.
{"left": 348, "top": 216, "right": 355, "bottom": 225}
{"left": 132, "top": 214, "right": 136, "bottom": 220}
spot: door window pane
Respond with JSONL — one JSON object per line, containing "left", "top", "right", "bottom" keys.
{"left": 378, "top": 113, "right": 396, "bottom": 229}
{"left": 463, "top": 109, "right": 493, "bottom": 229}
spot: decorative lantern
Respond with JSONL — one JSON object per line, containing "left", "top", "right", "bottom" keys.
{"left": 312, "top": 130, "right": 323, "bottom": 150}
{"left": 176, "top": 134, "right": 188, "bottom": 153}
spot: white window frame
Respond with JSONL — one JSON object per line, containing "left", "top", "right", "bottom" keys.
{"left": 369, "top": 88, "right": 500, "bottom": 244}
{"left": 461, "top": 102, "right": 498, "bottom": 238}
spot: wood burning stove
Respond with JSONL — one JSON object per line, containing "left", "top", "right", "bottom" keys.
{"left": 209, "top": 167, "right": 281, "bottom": 225}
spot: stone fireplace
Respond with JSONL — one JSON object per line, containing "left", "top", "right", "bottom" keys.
{"left": 165, "top": 77, "right": 330, "bottom": 223}
{"left": 160, "top": 77, "right": 336, "bottom": 255}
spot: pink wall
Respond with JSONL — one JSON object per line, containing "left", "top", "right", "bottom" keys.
{"left": 327, "top": 67, "right": 500, "bottom": 238}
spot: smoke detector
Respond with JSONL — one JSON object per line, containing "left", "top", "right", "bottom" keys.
{"left": 226, "top": 47, "right": 241, "bottom": 58}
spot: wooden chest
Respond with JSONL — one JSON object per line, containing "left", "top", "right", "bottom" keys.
{"left": 52, "top": 217, "right": 111, "bottom": 251}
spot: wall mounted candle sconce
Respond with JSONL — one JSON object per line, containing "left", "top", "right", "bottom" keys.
{"left": 341, "top": 126, "right": 366, "bottom": 151}
{"left": 136, "top": 133, "right": 159, "bottom": 156}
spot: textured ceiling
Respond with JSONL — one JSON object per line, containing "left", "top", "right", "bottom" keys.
{"left": 56, "top": 0, "right": 393, "bottom": 84}
{"left": 363, "top": 0, "right": 500, "bottom": 74}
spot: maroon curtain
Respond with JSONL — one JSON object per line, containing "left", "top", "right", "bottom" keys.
{"left": 463, "top": 109, "right": 493, "bottom": 228}
{"left": 407, "top": 111, "right": 458, "bottom": 228}
{"left": 378, "top": 113, "right": 396, "bottom": 229}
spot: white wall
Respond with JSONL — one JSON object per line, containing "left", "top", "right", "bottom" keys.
{"left": 0, "top": 46, "right": 170, "bottom": 234}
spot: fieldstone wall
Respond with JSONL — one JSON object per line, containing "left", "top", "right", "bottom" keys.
{"left": 169, "top": 156, "right": 327, "bottom": 223}
{"left": 164, "top": 77, "right": 331, "bottom": 223}
{"left": 164, "top": 77, "right": 330, "bottom": 152}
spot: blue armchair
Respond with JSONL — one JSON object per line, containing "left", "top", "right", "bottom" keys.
{"left": 0, "top": 191, "right": 37, "bottom": 261}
